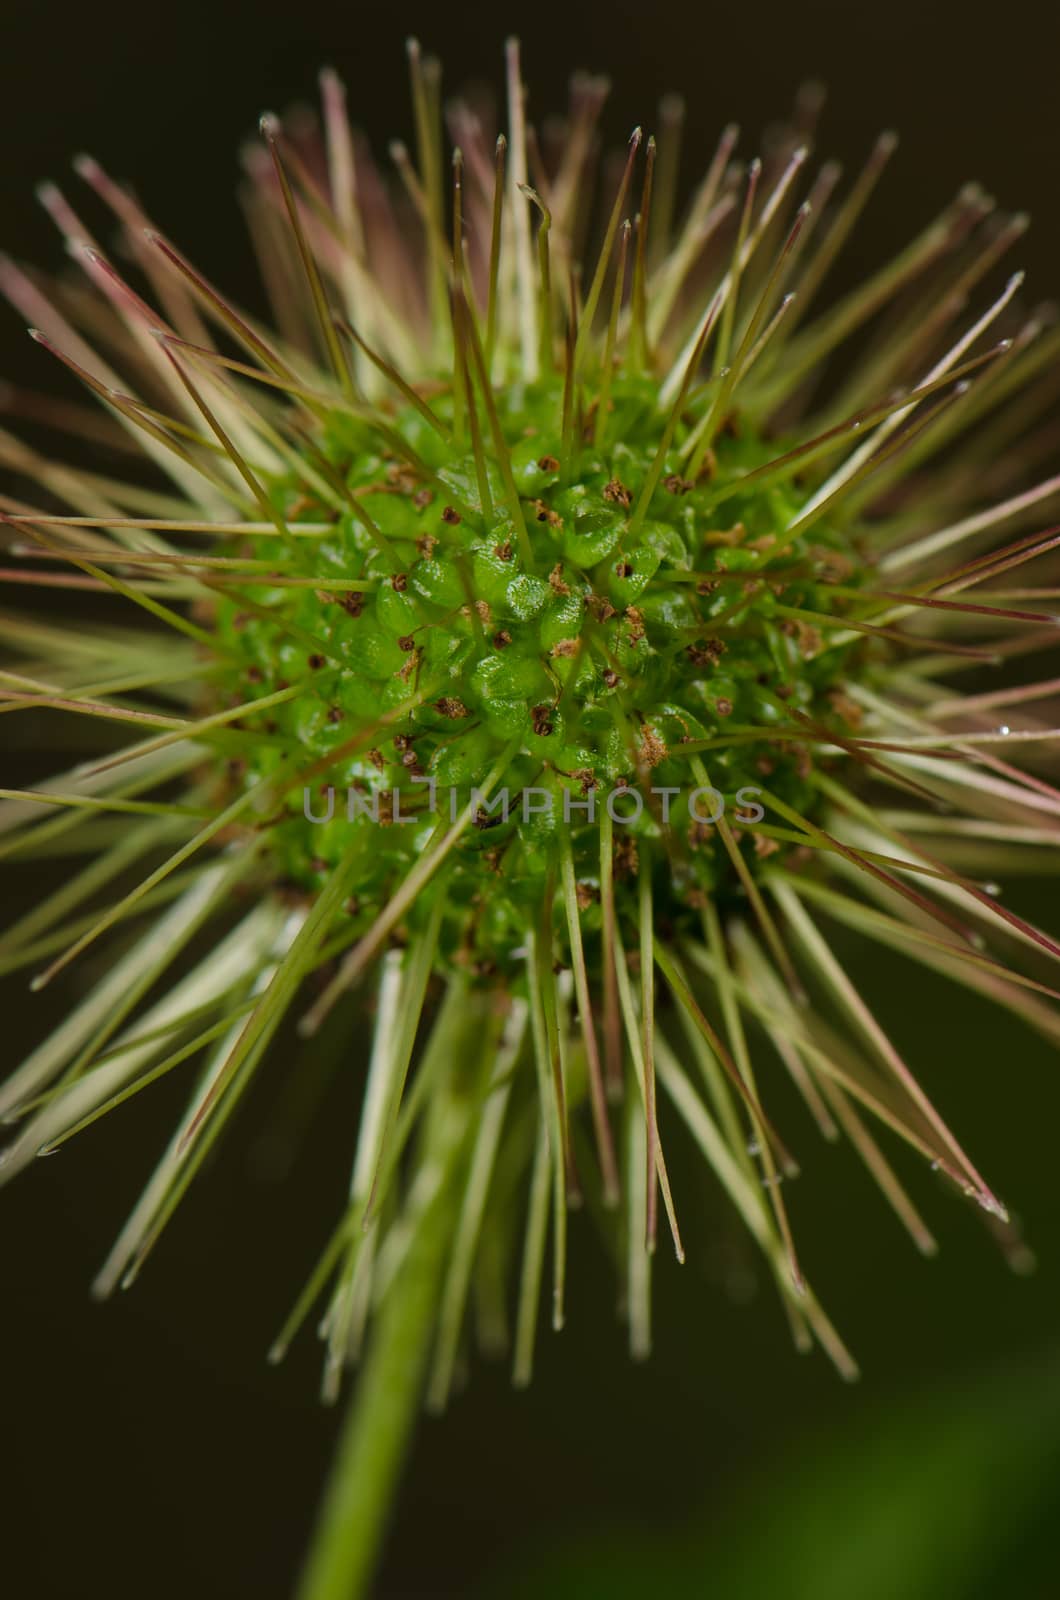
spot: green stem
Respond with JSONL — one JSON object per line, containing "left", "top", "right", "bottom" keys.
{"left": 295, "top": 1176, "right": 455, "bottom": 1600}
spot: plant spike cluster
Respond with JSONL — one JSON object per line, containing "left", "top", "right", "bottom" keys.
{"left": 2, "top": 42, "right": 1060, "bottom": 1576}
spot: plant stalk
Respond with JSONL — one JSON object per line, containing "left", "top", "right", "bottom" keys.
{"left": 295, "top": 1174, "right": 455, "bottom": 1600}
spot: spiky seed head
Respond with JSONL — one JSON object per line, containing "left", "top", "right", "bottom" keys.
{"left": 2, "top": 47, "right": 1060, "bottom": 1428}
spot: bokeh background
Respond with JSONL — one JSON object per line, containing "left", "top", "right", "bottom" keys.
{"left": 3, "top": 1, "right": 1060, "bottom": 1594}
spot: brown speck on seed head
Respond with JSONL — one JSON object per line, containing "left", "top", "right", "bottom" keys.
{"left": 473, "top": 807, "right": 503, "bottom": 831}
{"left": 585, "top": 593, "right": 617, "bottom": 623}
{"left": 637, "top": 724, "right": 668, "bottom": 768}
{"left": 531, "top": 704, "right": 554, "bottom": 737}
{"left": 548, "top": 562, "right": 571, "bottom": 595}
{"left": 340, "top": 591, "right": 365, "bottom": 617}
{"left": 537, "top": 454, "right": 560, "bottom": 472}
{"left": 416, "top": 532, "right": 439, "bottom": 557}
{"left": 756, "top": 755, "right": 776, "bottom": 776}
{"left": 796, "top": 621, "right": 823, "bottom": 656}
{"left": 753, "top": 834, "right": 780, "bottom": 859}
{"left": 397, "top": 649, "right": 420, "bottom": 682}
{"left": 686, "top": 887, "right": 708, "bottom": 909}
{"left": 494, "top": 540, "right": 513, "bottom": 561}
{"left": 435, "top": 696, "right": 470, "bottom": 719}
{"left": 625, "top": 606, "right": 645, "bottom": 645}
{"left": 794, "top": 746, "right": 813, "bottom": 780}
{"left": 774, "top": 683, "right": 794, "bottom": 701}
{"left": 715, "top": 697, "right": 734, "bottom": 717}
{"left": 569, "top": 767, "right": 597, "bottom": 795}
{"left": 532, "top": 498, "right": 564, "bottom": 528}
{"left": 828, "top": 688, "right": 863, "bottom": 727}
{"left": 441, "top": 505, "right": 461, "bottom": 525}
{"left": 386, "top": 462, "right": 419, "bottom": 493}
{"left": 492, "top": 629, "right": 513, "bottom": 649}
{"left": 474, "top": 598, "right": 491, "bottom": 624}
{"left": 662, "top": 472, "right": 694, "bottom": 495}
{"left": 603, "top": 668, "right": 620, "bottom": 688}
{"left": 247, "top": 664, "right": 263, "bottom": 683}
{"left": 813, "top": 547, "right": 855, "bottom": 583}
{"left": 695, "top": 578, "right": 720, "bottom": 597}
{"left": 412, "top": 488, "right": 435, "bottom": 511}
{"left": 688, "top": 820, "right": 715, "bottom": 850}
{"left": 612, "top": 832, "right": 639, "bottom": 879}
{"left": 686, "top": 636, "right": 727, "bottom": 668}
{"left": 575, "top": 881, "right": 599, "bottom": 910}
{"left": 391, "top": 572, "right": 408, "bottom": 592}
{"left": 397, "top": 634, "right": 416, "bottom": 652}
{"left": 368, "top": 748, "right": 385, "bottom": 771}
{"left": 615, "top": 560, "right": 634, "bottom": 578}
{"left": 327, "top": 705, "right": 343, "bottom": 724}
{"left": 603, "top": 477, "right": 632, "bottom": 507}
{"left": 551, "top": 637, "right": 579, "bottom": 658}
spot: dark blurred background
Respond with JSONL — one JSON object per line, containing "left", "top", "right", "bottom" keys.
{"left": 3, "top": 1, "right": 1060, "bottom": 1595}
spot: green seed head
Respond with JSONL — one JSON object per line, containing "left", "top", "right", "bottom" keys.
{"left": 219, "top": 372, "right": 863, "bottom": 971}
